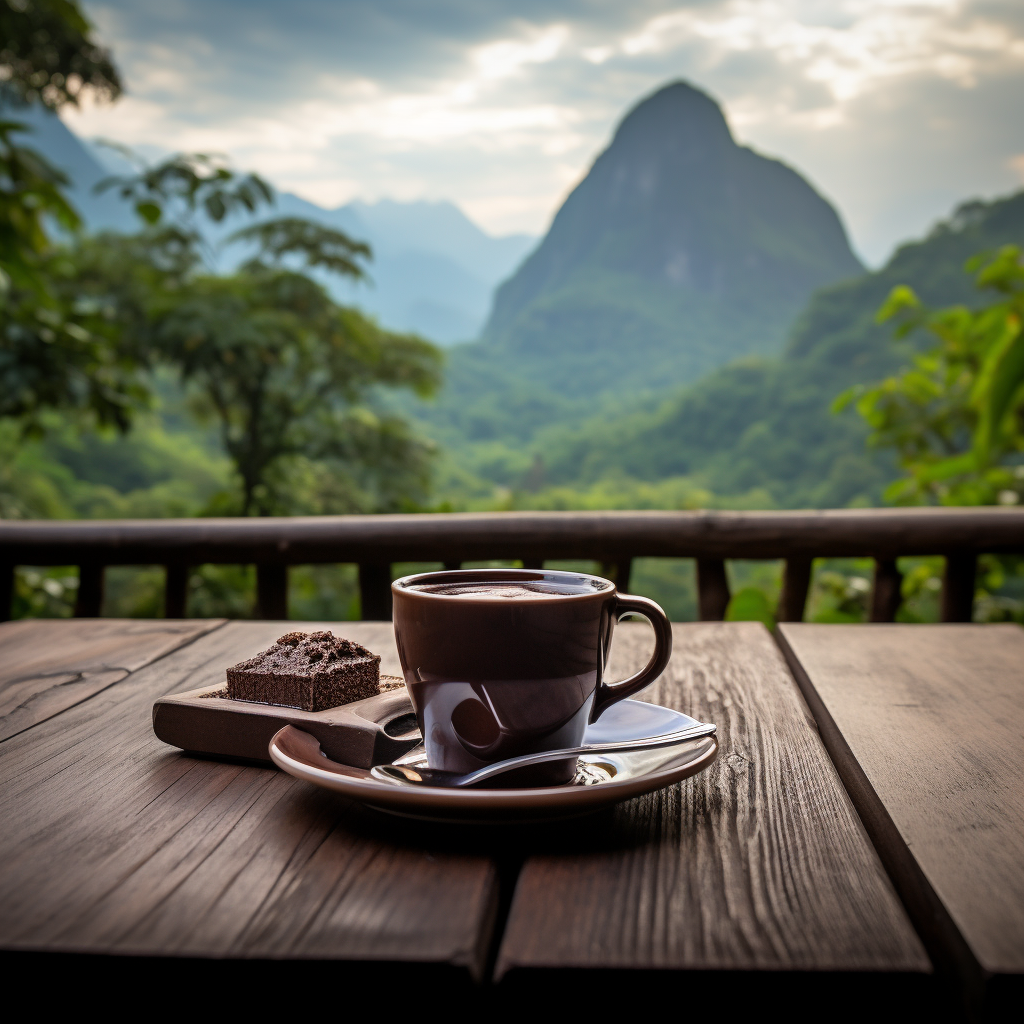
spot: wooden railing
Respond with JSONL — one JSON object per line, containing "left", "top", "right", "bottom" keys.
{"left": 1, "top": 507, "right": 1022, "bottom": 623}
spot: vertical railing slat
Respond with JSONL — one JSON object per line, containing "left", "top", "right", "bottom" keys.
{"left": 600, "top": 559, "right": 633, "bottom": 592}
{"left": 941, "top": 553, "right": 977, "bottom": 623}
{"left": 870, "top": 559, "right": 903, "bottom": 622}
{"left": 615, "top": 558, "right": 633, "bottom": 593}
{"left": 696, "top": 558, "right": 730, "bottom": 621}
{"left": 0, "top": 562, "right": 12, "bottom": 622}
{"left": 777, "top": 557, "right": 813, "bottom": 622}
{"left": 164, "top": 564, "right": 189, "bottom": 619}
{"left": 359, "top": 563, "right": 393, "bottom": 620}
{"left": 256, "top": 564, "right": 288, "bottom": 620}
{"left": 75, "top": 565, "right": 105, "bottom": 618}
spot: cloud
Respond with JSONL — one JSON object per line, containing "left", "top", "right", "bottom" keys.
{"left": 67, "top": 0, "right": 1024, "bottom": 262}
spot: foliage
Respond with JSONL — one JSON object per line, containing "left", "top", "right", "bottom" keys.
{"left": 231, "top": 216, "right": 371, "bottom": 280}
{"left": 0, "top": 120, "right": 149, "bottom": 432}
{"left": 153, "top": 267, "right": 443, "bottom": 514}
{"left": 1, "top": 136, "right": 270, "bottom": 442}
{"left": 415, "top": 191, "right": 1024, "bottom": 512}
{"left": 12, "top": 565, "right": 77, "bottom": 617}
{"left": 972, "top": 555, "right": 1024, "bottom": 623}
{"left": 96, "top": 150, "right": 273, "bottom": 232}
{"left": 0, "top": 406, "right": 231, "bottom": 520}
{"left": 807, "top": 568, "right": 871, "bottom": 623}
{"left": 0, "top": 0, "right": 120, "bottom": 110}
{"left": 835, "top": 245, "right": 1024, "bottom": 505}
{"left": 0, "top": 6, "right": 136, "bottom": 434}
{"left": 0, "top": 118, "right": 77, "bottom": 283}
{"left": 22, "top": 147, "right": 443, "bottom": 517}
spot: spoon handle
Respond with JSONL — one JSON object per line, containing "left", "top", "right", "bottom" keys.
{"left": 454, "top": 721, "right": 717, "bottom": 786}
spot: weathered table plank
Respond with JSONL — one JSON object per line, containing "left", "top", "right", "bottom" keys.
{"left": 496, "top": 622, "right": 929, "bottom": 986}
{"left": 0, "top": 618, "right": 224, "bottom": 743}
{"left": 0, "top": 621, "right": 498, "bottom": 978}
{"left": 777, "top": 623, "right": 1024, "bottom": 1011}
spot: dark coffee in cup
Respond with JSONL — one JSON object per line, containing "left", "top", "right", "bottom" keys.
{"left": 392, "top": 569, "right": 673, "bottom": 784}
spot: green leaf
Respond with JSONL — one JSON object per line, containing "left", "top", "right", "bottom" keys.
{"left": 916, "top": 451, "right": 978, "bottom": 483}
{"left": 134, "top": 201, "right": 162, "bottom": 225}
{"left": 972, "top": 314, "right": 1024, "bottom": 461}
{"left": 830, "top": 386, "right": 859, "bottom": 414}
{"left": 204, "top": 193, "right": 227, "bottom": 223}
{"left": 876, "top": 285, "right": 920, "bottom": 324}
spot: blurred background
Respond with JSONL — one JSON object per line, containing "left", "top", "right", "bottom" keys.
{"left": 2, "top": 0, "right": 1023, "bottom": 623}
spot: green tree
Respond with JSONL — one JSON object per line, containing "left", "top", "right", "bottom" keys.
{"left": 835, "top": 246, "right": 1024, "bottom": 505}
{"left": 0, "top": 120, "right": 151, "bottom": 432}
{"left": 155, "top": 269, "right": 442, "bottom": 514}
{"left": 96, "top": 150, "right": 273, "bottom": 232}
{"left": 0, "top": 0, "right": 120, "bottom": 110}
{"left": 76, "top": 157, "right": 443, "bottom": 515}
{"left": 4, "top": 145, "right": 282, "bottom": 434}
{"left": 0, "top": 0, "right": 139, "bottom": 437}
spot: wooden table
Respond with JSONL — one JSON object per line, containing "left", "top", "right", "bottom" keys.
{"left": 0, "top": 619, "right": 1020, "bottom": 1018}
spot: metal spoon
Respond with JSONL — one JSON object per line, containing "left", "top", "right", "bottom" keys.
{"left": 369, "top": 721, "right": 717, "bottom": 788}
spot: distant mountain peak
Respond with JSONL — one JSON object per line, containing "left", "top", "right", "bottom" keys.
{"left": 611, "top": 80, "right": 734, "bottom": 153}
{"left": 4, "top": 103, "right": 535, "bottom": 345}
{"left": 480, "top": 78, "right": 863, "bottom": 397}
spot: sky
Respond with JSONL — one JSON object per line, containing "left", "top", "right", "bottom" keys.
{"left": 66, "top": 0, "right": 1024, "bottom": 266}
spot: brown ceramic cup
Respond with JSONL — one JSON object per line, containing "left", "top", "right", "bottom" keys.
{"left": 391, "top": 568, "right": 672, "bottom": 784}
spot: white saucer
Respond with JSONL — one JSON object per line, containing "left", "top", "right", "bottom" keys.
{"left": 269, "top": 699, "right": 718, "bottom": 822}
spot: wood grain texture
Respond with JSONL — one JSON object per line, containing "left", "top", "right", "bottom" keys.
{"left": 496, "top": 622, "right": 929, "bottom": 978}
{"left": 0, "top": 621, "right": 497, "bottom": 977}
{"left": 777, "top": 624, "right": 1024, "bottom": 989}
{"left": 0, "top": 618, "right": 223, "bottom": 743}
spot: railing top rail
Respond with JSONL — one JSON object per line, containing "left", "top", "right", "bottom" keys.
{"left": 1, "top": 507, "right": 1022, "bottom": 565}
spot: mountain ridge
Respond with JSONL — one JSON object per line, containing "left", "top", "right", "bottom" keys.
{"left": 5, "top": 100, "right": 534, "bottom": 344}
{"left": 414, "top": 79, "right": 868, "bottom": 473}
{"left": 531, "top": 189, "right": 1024, "bottom": 507}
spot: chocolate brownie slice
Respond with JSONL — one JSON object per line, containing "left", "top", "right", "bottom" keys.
{"left": 226, "top": 630, "right": 388, "bottom": 711}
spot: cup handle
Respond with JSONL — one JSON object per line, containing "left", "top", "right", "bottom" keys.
{"left": 591, "top": 593, "right": 674, "bottom": 722}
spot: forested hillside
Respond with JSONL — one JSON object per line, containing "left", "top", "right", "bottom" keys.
{"left": 413, "top": 80, "right": 864, "bottom": 484}
{"left": 527, "top": 191, "right": 1024, "bottom": 508}
{"left": 7, "top": 67, "right": 1022, "bottom": 521}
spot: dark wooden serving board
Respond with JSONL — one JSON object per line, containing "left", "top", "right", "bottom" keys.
{"left": 152, "top": 677, "right": 421, "bottom": 768}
